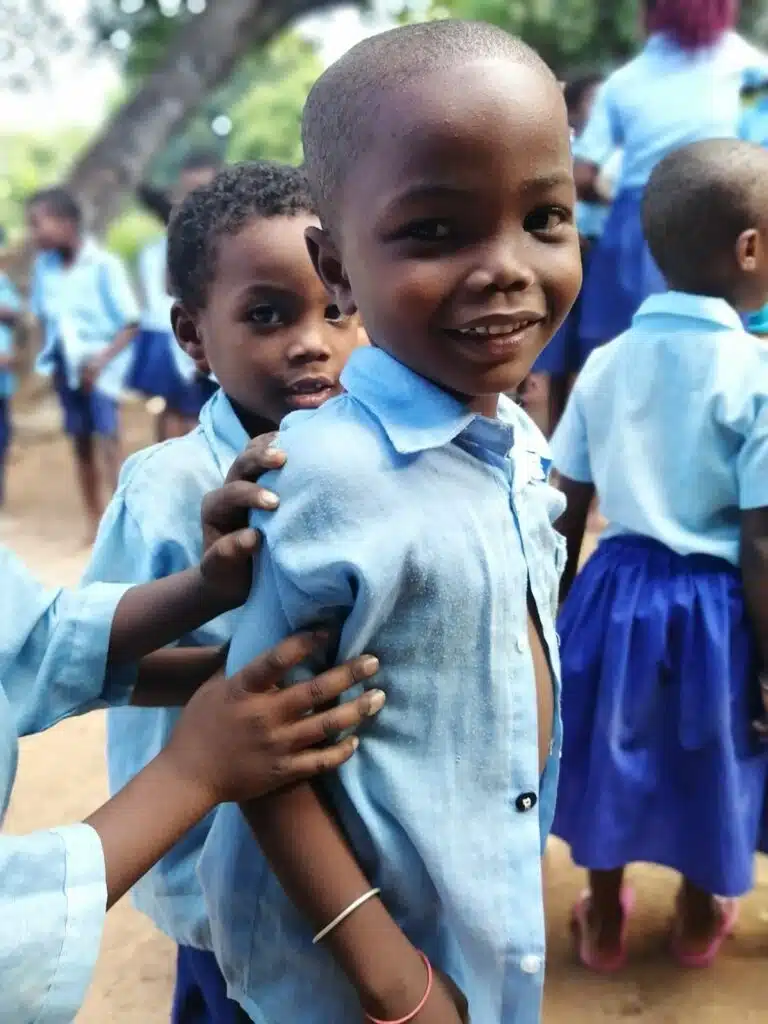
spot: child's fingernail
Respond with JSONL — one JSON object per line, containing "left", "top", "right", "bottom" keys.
{"left": 366, "top": 689, "right": 386, "bottom": 715}
{"left": 360, "top": 655, "right": 379, "bottom": 675}
{"left": 266, "top": 447, "right": 286, "bottom": 463}
{"left": 349, "top": 736, "right": 360, "bottom": 751}
{"left": 260, "top": 490, "right": 279, "bottom": 508}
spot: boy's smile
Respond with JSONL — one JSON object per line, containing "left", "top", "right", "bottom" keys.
{"left": 310, "top": 58, "right": 582, "bottom": 415}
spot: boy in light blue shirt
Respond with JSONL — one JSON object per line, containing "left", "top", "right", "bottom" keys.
{"left": 27, "top": 187, "right": 140, "bottom": 541}
{"left": 739, "top": 66, "right": 768, "bottom": 336}
{"left": 0, "top": 271, "right": 21, "bottom": 507}
{"left": 199, "top": 21, "right": 582, "bottom": 1024}
{"left": 84, "top": 161, "right": 364, "bottom": 1024}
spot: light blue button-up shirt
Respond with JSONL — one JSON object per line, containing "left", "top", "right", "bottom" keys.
{"left": 0, "top": 546, "right": 133, "bottom": 1023}
{"left": 199, "top": 346, "right": 565, "bottom": 1024}
{"left": 552, "top": 292, "right": 768, "bottom": 564}
{"left": 0, "top": 273, "right": 21, "bottom": 399}
{"left": 32, "top": 236, "right": 140, "bottom": 399}
{"left": 575, "top": 31, "right": 767, "bottom": 190}
{"left": 82, "top": 390, "right": 247, "bottom": 948}
{"left": 137, "top": 236, "right": 198, "bottom": 381}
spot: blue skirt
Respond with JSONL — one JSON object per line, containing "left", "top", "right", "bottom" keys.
{"left": 552, "top": 535, "right": 767, "bottom": 896}
{"left": 129, "top": 328, "right": 205, "bottom": 418}
{"left": 578, "top": 189, "right": 667, "bottom": 355}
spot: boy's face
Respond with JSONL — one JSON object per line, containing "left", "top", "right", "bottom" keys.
{"left": 310, "top": 59, "right": 582, "bottom": 413}
{"left": 26, "top": 203, "right": 77, "bottom": 251}
{"left": 174, "top": 213, "right": 364, "bottom": 433}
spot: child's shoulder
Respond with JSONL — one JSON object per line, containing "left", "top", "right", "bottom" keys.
{"left": 115, "top": 427, "right": 222, "bottom": 515}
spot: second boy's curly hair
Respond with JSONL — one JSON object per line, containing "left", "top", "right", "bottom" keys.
{"left": 167, "top": 160, "right": 315, "bottom": 313}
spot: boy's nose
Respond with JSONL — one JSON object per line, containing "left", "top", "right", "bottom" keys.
{"left": 463, "top": 241, "right": 536, "bottom": 295}
{"left": 285, "top": 328, "right": 332, "bottom": 363}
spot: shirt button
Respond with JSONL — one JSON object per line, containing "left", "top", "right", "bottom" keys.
{"left": 520, "top": 954, "right": 543, "bottom": 975}
{"left": 515, "top": 634, "right": 526, "bottom": 653}
{"left": 515, "top": 792, "right": 537, "bottom": 812}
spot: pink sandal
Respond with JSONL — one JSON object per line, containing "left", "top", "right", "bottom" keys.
{"left": 570, "top": 887, "right": 635, "bottom": 973}
{"left": 670, "top": 897, "right": 738, "bottom": 968}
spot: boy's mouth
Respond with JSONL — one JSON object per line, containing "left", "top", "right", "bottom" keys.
{"left": 282, "top": 375, "right": 338, "bottom": 410}
{"left": 444, "top": 312, "right": 546, "bottom": 357}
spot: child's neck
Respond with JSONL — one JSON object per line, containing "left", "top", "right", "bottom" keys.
{"left": 230, "top": 397, "right": 277, "bottom": 440}
{"left": 466, "top": 393, "right": 500, "bottom": 418}
{"left": 57, "top": 234, "right": 83, "bottom": 268}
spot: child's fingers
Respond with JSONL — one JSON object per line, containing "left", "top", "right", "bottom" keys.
{"left": 280, "top": 735, "right": 361, "bottom": 782}
{"left": 225, "top": 434, "right": 285, "bottom": 484}
{"left": 235, "top": 630, "right": 329, "bottom": 695}
{"left": 276, "top": 655, "right": 380, "bottom": 721}
{"left": 205, "top": 528, "right": 261, "bottom": 567}
{"left": 279, "top": 688, "right": 386, "bottom": 752}
{"left": 205, "top": 481, "right": 281, "bottom": 527}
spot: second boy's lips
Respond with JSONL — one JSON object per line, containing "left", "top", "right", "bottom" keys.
{"left": 281, "top": 375, "right": 340, "bottom": 410}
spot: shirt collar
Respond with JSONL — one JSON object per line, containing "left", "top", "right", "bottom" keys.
{"left": 633, "top": 291, "right": 746, "bottom": 333}
{"left": 198, "top": 388, "right": 250, "bottom": 475}
{"left": 340, "top": 346, "right": 516, "bottom": 456}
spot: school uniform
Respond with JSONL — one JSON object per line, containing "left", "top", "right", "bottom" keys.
{"left": 31, "top": 237, "right": 140, "bottom": 438}
{"left": 550, "top": 292, "right": 768, "bottom": 896}
{"left": 83, "top": 390, "right": 248, "bottom": 1024}
{"left": 576, "top": 31, "right": 767, "bottom": 354}
{"left": 200, "top": 346, "right": 565, "bottom": 1024}
{"left": 0, "top": 274, "right": 21, "bottom": 503}
{"left": 0, "top": 546, "right": 133, "bottom": 1023}
{"left": 129, "top": 237, "right": 211, "bottom": 418}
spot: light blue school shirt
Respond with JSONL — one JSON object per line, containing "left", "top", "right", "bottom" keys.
{"left": 32, "top": 236, "right": 140, "bottom": 399}
{"left": 82, "top": 389, "right": 247, "bottom": 948}
{"left": 575, "top": 31, "right": 767, "bottom": 190}
{"left": 137, "top": 236, "right": 198, "bottom": 381}
{"left": 0, "top": 272, "right": 21, "bottom": 399}
{"left": 199, "top": 346, "right": 566, "bottom": 1024}
{"left": 551, "top": 292, "right": 768, "bottom": 565}
{"left": 0, "top": 546, "right": 133, "bottom": 1023}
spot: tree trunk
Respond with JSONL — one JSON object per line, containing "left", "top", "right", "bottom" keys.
{"left": 67, "top": 0, "right": 343, "bottom": 234}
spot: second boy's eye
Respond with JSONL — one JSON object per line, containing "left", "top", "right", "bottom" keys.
{"left": 249, "top": 304, "right": 283, "bottom": 327}
{"left": 524, "top": 206, "right": 571, "bottom": 236}
{"left": 325, "top": 303, "right": 348, "bottom": 324}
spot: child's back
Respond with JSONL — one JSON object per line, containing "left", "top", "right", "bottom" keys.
{"left": 555, "top": 292, "right": 768, "bottom": 564}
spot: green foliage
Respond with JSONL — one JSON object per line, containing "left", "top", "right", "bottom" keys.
{"left": 106, "top": 205, "right": 162, "bottom": 264}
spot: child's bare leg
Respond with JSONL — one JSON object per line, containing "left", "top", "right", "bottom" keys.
{"left": 73, "top": 433, "right": 103, "bottom": 542}
{"left": 100, "top": 434, "right": 121, "bottom": 497}
{"left": 674, "top": 878, "right": 724, "bottom": 955}
{"left": 586, "top": 867, "right": 626, "bottom": 953}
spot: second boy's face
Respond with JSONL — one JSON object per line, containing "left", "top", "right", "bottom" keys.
{"left": 313, "top": 59, "right": 582, "bottom": 412}
{"left": 179, "top": 214, "right": 364, "bottom": 432}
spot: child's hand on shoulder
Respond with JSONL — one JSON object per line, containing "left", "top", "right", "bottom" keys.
{"left": 199, "top": 433, "right": 286, "bottom": 608}
{"left": 163, "top": 629, "right": 385, "bottom": 809}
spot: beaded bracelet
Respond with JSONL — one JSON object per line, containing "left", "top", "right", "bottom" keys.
{"left": 365, "top": 951, "right": 433, "bottom": 1024}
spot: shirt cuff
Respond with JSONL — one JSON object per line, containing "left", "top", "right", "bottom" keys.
{"left": 37, "top": 824, "right": 107, "bottom": 1023}
{"left": 66, "top": 581, "right": 137, "bottom": 709}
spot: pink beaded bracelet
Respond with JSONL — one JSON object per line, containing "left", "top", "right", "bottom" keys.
{"left": 365, "top": 952, "right": 434, "bottom": 1024}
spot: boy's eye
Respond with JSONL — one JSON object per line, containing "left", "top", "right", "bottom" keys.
{"left": 249, "top": 304, "right": 283, "bottom": 327}
{"left": 325, "top": 303, "right": 347, "bottom": 324}
{"left": 404, "top": 219, "right": 452, "bottom": 243}
{"left": 524, "top": 206, "right": 571, "bottom": 236}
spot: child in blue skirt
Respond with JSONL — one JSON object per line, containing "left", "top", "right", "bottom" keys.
{"left": 0, "top": 271, "right": 20, "bottom": 509}
{"left": 551, "top": 139, "right": 768, "bottom": 973}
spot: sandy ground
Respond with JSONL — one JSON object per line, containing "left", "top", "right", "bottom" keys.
{"left": 2, "top": 392, "right": 768, "bottom": 1022}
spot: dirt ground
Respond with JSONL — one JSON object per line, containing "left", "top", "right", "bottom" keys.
{"left": 3, "top": 391, "right": 768, "bottom": 1023}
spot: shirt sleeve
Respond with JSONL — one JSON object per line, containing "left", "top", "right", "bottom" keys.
{"left": 572, "top": 79, "right": 622, "bottom": 167}
{"left": 737, "top": 387, "right": 768, "bottom": 510}
{"left": 227, "top": 417, "right": 399, "bottom": 677}
{"left": 101, "top": 255, "right": 140, "bottom": 332}
{"left": 550, "top": 384, "right": 593, "bottom": 484}
{"left": 0, "top": 547, "right": 135, "bottom": 738}
{"left": 0, "top": 276, "right": 21, "bottom": 313}
{"left": 0, "top": 823, "right": 107, "bottom": 1024}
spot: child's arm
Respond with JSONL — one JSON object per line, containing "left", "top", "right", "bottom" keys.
{"left": 0, "top": 632, "right": 380, "bottom": 1024}
{"left": 0, "top": 305, "right": 18, "bottom": 327}
{"left": 553, "top": 472, "right": 595, "bottom": 602}
{"left": 81, "top": 255, "right": 140, "bottom": 390}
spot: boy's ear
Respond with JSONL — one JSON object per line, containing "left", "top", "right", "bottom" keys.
{"left": 305, "top": 226, "right": 358, "bottom": 317}
{"left": 171, "top": 302, "right": 210, "bottom": 374}
{"left": 736, "top": 227, "right": 761, "bottom": 274}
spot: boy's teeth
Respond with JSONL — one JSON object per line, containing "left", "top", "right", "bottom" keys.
{"left": 457, "top": 322, "right": 533, "bottom": 337}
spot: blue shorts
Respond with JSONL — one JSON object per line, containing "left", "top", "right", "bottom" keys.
{"left": 129, "top": 329, "right": 208, "bottom": 418}
{"left": 0, "top": 398, "right": 10, "bottom": 502}
{"left": 172, "top": 946, "right": 250, "bottom": 1024}
{"left": 56, "top": 382, "right": 118, "bottom": 438}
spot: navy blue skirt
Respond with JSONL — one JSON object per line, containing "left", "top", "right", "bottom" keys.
{"left": 129, "top": 328, "right": 205, "bottom": 417}
{"left": 578, "top": 189, "right": 667, "bottom": 356}
{"left": 553, "top": 535, "right": 767, "bottom": 896}
{"left": 532, "top": 245, "right": 591, "bottom": 375}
